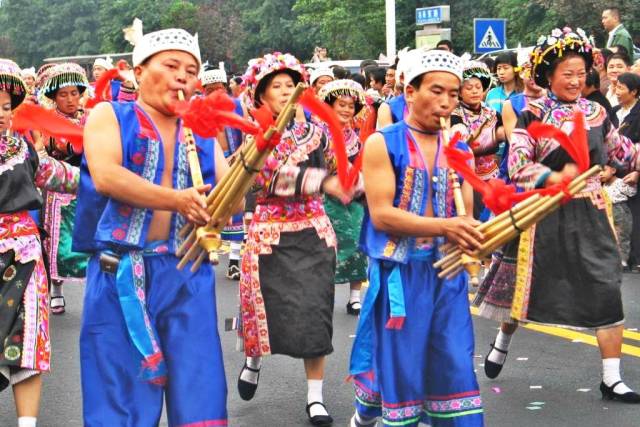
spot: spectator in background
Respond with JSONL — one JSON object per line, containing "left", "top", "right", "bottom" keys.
{"left": 359, "top": 59, "right": 377, "bottom": 76}
{"left": 611, "top": 44, "right": 630, "bottom": 57}
{"left": 435, "top": 39, "right": 453, "bottom": 52}
{"left": 614, "top": 72, "right": 640, "bottom": 143}
{"left": 310, "top": 67, "right": 334, "bottom": 94}
{"left": 583, "top": 68, "right": 618, "bottom": 127}
{"left": 605, "top": 52, "right": 631, "bottom": 107}
{"left": 350, "top": 73, "right": 366, "bottom": 89}
{"left": 631, "top": 59, "right": 640, "bottom": 75}
{"left": 229, "top": 76, "right": 244, "bottom": 98}
{"left": 362, "top": 64, "right": 378, "bottom": 89}
{"left": 594, "top": 48, "right": 614, "bottom": 96}
{"left": 485, "top": 51, "right": 522, "bottom": 114}
{"left": 331, "top": 65, "right": 349, "bottom": 79}
{"left": 384, "top": 65, "right": 396, "bottom": 99}
{"left": 602, "top": 7, "right": 634, "bottom": 60}
{"left": 367, "top": 67, "right": 386, "bottom": 98}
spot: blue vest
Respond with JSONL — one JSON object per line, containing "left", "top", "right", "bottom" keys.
{"left": 111, "top": 80, "right": 122, "bottom": 101}
{"left": 386, "top": 94, "right": 407, "bottom": 124}
{"left": 360, "top": 120, "right": 467, "bottom": 263}
{"left": 510, "top": 93, "right": 527, "bottom": 117}
{"left": 75, "top": 102, "right": 216, "bottom": 254}
{"left": 72, "top": 154, "right": 108, "bottom": 253}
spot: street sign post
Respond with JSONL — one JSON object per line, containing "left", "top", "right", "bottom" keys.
{"left": 474, "top": 18, "right": 507, "bottom": 54}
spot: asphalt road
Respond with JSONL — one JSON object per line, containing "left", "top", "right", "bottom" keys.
{"left": 1, "top": 260, "right": 640, "bottom": 427}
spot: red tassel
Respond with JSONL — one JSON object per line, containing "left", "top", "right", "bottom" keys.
{"left": 12, "top": 104, "right": 84, "bottom": 153}
{"left": 385, "top": 316, "right": 405, "bottom": 330}
{"left": 527, "top": 111, "right": 590, "bottom": 172}
{"left": 298, "top": 88, "right": 350, "bottom": 190}
{"left": 141, "top": 352, "right": 164, "bottom": 372}
{"left": 148, "top": 376, "right": 167, "bottom": 386}
{"left": 85, "top": 68, "right": 121, "bottom": 109}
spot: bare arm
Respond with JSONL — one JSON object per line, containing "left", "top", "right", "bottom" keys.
{"left": 84, "top": 103, "right": 210, "bottom": 223}
{"left": 376, "top": 102, "right": 393, "bottom": 129}
{"left": 363, "top": 133, "right": 482, "bottom": 248}
{"left": 501, "top": 100, "right": 517, "bottom": 140}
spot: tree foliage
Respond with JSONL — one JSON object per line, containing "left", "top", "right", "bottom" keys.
{"left": 0, "top": 0, "right": 639, "bottom": 71}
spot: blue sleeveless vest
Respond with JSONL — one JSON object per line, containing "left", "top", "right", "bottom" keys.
{"left": 360, "top": 120, "right": 468, "bottom": 263}
{"left": 77, "top": 102, "right": 215, "bottom": 254}
{"left": 510, "top": 93, "right": 527, "bottom": 117}
{"left": 386, "top": 94, "right": 407, "bottom": 124}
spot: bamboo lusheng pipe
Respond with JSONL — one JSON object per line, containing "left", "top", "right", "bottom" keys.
{"left": 177, "top": 83, "right": 307, "bottom": 271}
{"left": 440, "top": 117, "right": 482, "bottom": 285}
{"left": 438, "top": 171, "right": 595, "bottom": 275}
{"left": 436, "top": 165, "right": 601, "bottom": 278}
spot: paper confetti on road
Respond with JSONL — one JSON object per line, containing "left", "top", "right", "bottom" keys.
{"left": 529, "top": 386, "right": 543, "bottom": 390}
{"left": 516, "top": 357, "right": 529, "bottom": 361}
{"left": 491, "top": 386, "right": 501, "bottom": 394}
{"left": 572, "top": 339, "right": 583, "bottom": 343}
{"left": 529, "top": 402, "right": 545, "bottom": 405}
{"left": 349, "top": 335, "right": 356, "bottom": 338}
{"left": 577, "top": 388, "right": 591, "bottom": 392}
{"left": 526, "top": 406, "right": 542, "bottom": 410}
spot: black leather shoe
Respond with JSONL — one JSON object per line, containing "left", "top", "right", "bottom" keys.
{"left": 306, "top": 401, "right": 333, "bottom": 426}
{"left": 237, "top": 362, "right": 260, "bottom": 401}
{"left": 484, "top": 342, "right": 508, "bottom": 379}
{"left": 346, "top": 301, "right": 361, "bottom": 316}
{"left": 600, "top": 381, "right": 640, "bottom": 403}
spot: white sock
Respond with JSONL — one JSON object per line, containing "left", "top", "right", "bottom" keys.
{"left": 349, "top": 289, "right": 361, "bottom": 304}
{"left": 240, "top": 357, "right": 261, "bottom": 384}
{"left": 51, "top": 283, "right": 63, "bottom": 298}
{"left": 307, "top": 379, "right": 328, "bottom": 417}
{"left": 230, "top": 242, "right": 241, "bottom": 261}
{"left": 602, "top": 358, "right": 633, "bottom": 394}
{"left": 18, "top": 417, "right": 37, "bottom": 427}
{"left": 487, "top": 330, "right": 512, "bottom": 364}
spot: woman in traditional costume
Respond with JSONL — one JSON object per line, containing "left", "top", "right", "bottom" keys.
{"left": 483, "top": 27, "right": 640, "bottom": 403}
{"left": 0, "top": 58, "right": 79, "bottom": 427}
{"left": 38, "top": 63, "right": 89, "bottom": 314}
{"left": 451, "top": 61, "right": 504, "bottom": 218}
{"left": 316, "top": 79, "right": 368, "bottom": 315}
{"left": 236, "top": 52, "right": 352, "bottom": 426}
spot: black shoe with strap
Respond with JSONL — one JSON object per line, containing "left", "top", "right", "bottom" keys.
{"left": 484, "top": 342, "right": 508, "bottom": 379}
{"left": 346, "top": 301, "right": 361, "bottom": 316}
{"left": 600, "top": 381, "right": 640, "bottom": 403}
{"left": 237, "top": 362, "right": 260, "bottom": 401}
{"left": 306, "top": 401, "right": 333, "bottom": 426}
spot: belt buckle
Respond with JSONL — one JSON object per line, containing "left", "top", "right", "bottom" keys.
{"left": 99, "top": 252, "right": 121, "bottom": 274}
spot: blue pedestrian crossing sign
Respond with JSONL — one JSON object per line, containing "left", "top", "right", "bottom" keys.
{"left": 474, "top": 19, "right": 507, "bottom": 54}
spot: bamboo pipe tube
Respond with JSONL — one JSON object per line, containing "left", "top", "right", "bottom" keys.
{"left": 436, "top": 165, "right": 601, "bottom": 277}
{"left": 440, "top": 117, "right": 482, "bottom": 285}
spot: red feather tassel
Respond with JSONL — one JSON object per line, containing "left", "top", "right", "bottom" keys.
{"left": 85, "top": 68, "right": 121, "bottom": 109}
{"left": 298, "top": 88, "right": 350, "bottom": 190}
{"left": 12, "top": 104, "right": 83, "bottom": 153}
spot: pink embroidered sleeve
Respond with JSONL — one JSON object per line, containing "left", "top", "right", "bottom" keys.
{"left": 604, "top": 123, "right": 640, "bottom": 173}
{"left": 33, "top": 153, "right": 79, "bottom": 194}
{"left": 508, "top": 128, "right": 552, "bottom": 190}
{"left": 117, "top": 86, "right": 137, "bottom": 102}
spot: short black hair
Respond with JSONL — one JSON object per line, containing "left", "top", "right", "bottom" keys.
{"left": 350, "top": 73, "right": 366, "bottom": 87}
{"left": 585, "top": 68, "right": 601, "bottom": 89}
{"left": 436, "top": 40, "right": 453, "bottom": 51}
{"left": 604, "top": 6, "right": 621, "bottom": 20}
{"left": 370, "top": 67, "right": 386, "bottom": 85}
{"left": 612, "top": 44, "right": 630, "bottom": 56}
{"left": 495, "top": 51, "right": 517, "bottom": 68}
{"left": 607, "top": 52, "right": 632, "bottom": 68}
{"left": 479, "top": 57, "right": 495, "bottom": 73}
{"left": 232, "top": 76, "right": 243, "bottom": 85}
{"left": 617, "top": 72, "right": 640, "bottom": 97}
{"left": 360, "top": 59, "right": 377, "bottom": 71}
{"left": 331, "top": 65, "right": 349, "bottom": 79}
{"left": 545, "top": 51, "right": 587, "bottom": 83}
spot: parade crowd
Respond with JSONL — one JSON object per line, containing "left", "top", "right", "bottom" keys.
{"left": 2, "top": 5, "right": 640, "bottom": 427}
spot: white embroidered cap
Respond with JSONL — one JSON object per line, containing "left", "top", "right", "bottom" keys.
{"left": 93, "top": 57, "right": 114, "bottom": 70}
{"left": 404, "top": 49, "right": 463, "bottom": 87}
{"left": 201, "top": 68, "right": 227, "bottom": 86}
{"left": 309, "top": 67, "right": 334, "bottom": 85}
{"left": 132, "top": 28, "right": 201, "bottom": 68}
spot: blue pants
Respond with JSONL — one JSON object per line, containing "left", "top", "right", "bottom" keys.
{"left": 354, "top": 259, "right": 483, "bottom": 426}
{"left": 80, "top": 254, "right": 227, "bottom": 427}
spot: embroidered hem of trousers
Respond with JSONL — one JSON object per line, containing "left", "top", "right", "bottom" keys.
{"left": 80, "top": 254, "right": 227, "bottom": 427}
{"left": 353, "top": 259, "right": 483, "bottom": 427}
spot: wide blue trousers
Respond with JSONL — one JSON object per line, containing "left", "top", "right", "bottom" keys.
{"left": 353, "top": 258, "right": 484, "bottom": 426}
{"left": 80, "top": 253, "right": 227, "bottom": 427}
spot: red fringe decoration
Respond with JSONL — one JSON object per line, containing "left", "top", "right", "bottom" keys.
{"left": 527, "top": 111, "right": 589, "bottom": 172}
{"left": 85, "top": 68, "right": 121, "bottom": 109}
{"left": 12, "top": 103, "right": 84, "bottom": 153}
{"left": 345, "top": 106, "right": 377, "bottom": 188}
{"left": 298, "top": 88, "right": 350, "bottom": 190}
{"left": 173, "top": 89, "right": 261, "bottom": 138}
{"left": 385, "top": 316, "right": 406, "bottom": 330}
{"left": 249, "top": 105, "right": 281, "bottom": 151}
